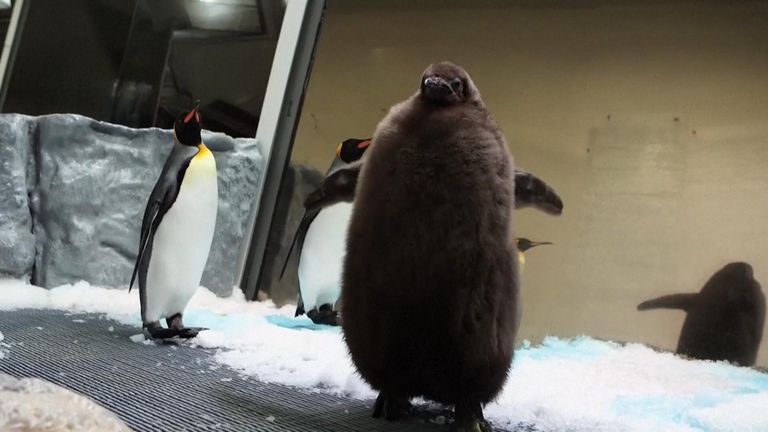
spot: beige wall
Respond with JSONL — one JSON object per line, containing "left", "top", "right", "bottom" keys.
{"left": 290, "top": 0, "right": 768, "bottom": 365}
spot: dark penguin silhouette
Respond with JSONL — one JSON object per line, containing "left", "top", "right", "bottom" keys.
{"left": 637, "top": 262, "right": 765, "bottom": 366}
{"left": 307, "top": 62, "right": 522, "bottom": 432}
{"left": 279, "top": 138, "right": 371, "bottom": 326}
{"left": 129, "top": 100, "right": 217, "bottom": 340}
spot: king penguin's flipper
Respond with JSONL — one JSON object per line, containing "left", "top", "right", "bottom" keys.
{"left": 129, "top": 144, "right": 200, "bottom": 319}
{"left": 279, "top": 207, "right": 318, "bottom": 321}
{"left": 280, "top": 208, "right": 323, "bottom": 320}
{"left": 295, "top": 294, "right": 306, "bottom": 317}
{"left": 514, "top": 168, "right": 564, "bottom": 215}
{"left": 279, "top": 207, "right": 321, "bottom": 279}
{"left": 637, "top": 293, "right": 699, "bottom": 311}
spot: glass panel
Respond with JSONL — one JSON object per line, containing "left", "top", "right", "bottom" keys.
{"left": 3, "top": 0, "right": 285, "bottom": 138}
{"left": 272, "top": 0, "right": 768, "bottom": 369}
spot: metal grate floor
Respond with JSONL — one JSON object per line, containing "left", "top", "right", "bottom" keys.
{"left": 0, "top": 309, "right": 521, "bottom": 431}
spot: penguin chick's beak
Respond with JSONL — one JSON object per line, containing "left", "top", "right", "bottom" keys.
{"left": 423, "top": 76, "right": 454, "bottom": 98}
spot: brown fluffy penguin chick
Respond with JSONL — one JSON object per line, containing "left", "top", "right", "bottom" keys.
{"left": 341, "top": 62, "right": 518, "bottom": 432}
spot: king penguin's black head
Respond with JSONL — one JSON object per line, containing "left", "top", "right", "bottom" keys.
{"left": 336, "top": 138, "right": 371, "bottom": 163}
{"left": 174, "top": 100, "right": 202, "bottom": 146}
{"left": 420, "top": 62, "right": 472, "bottom": 105}
{"left": 516, "top": 237, "right": 553, "bottom": 253}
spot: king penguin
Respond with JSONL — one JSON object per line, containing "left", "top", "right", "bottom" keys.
{"left": 129, "top": 101, "right": 218, "bottom": 340}
{"left": 516, "top": 237, "right": 552, "bottom": 269}
{"left": 280, "top": 138, "right": 371, "bottom": 326}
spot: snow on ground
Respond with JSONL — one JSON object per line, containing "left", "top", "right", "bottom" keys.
{"left": 1, "top": 279, "right": 767, "bottom": 431}
{"left": 0, "top": 330, "right": 6, "bottom": 360}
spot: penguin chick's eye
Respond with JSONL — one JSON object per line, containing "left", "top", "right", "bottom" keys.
{"left": 450, "top": 78, "right": 463, "bottom": 93}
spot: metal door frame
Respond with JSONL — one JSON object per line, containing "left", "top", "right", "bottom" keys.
{"left": 234, "top": 0, "right": 325, "bottom": 299}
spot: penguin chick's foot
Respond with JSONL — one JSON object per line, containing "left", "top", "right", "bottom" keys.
{"left": 166, "top": 313, "right": 207, "bottom": 339}
{"left": 307, "top": 304, "right": 340, "bottom": 326}
{"left": 372, "top": 392, "right": 412, "bottom": 421}
{"left": 143, "top": 321, "right": 180, "bottom": 339}
{"left": 453, "top": 402, "right": 493, "bottom": 432}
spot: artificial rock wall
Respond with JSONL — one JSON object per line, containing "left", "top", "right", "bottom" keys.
{"left": 0, "top": 114, "right": 263, "bottom": 295}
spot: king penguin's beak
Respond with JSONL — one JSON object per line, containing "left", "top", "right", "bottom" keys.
{"left": 526, "top": 241, "right": 552, "bottom": 250}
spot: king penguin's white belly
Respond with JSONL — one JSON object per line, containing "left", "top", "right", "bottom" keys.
{"left": 144, "top": 146, "right": 217, "bottom": 323}
{"left": 298, "top": 202, "right": 353, "bottom": 311}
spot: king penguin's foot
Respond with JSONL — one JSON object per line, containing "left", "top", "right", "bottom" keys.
{"left": 143, "top": 321, "right": 180, "bottom": 339}
{"left": 307, "top": 304, "right": 340, "bottom": 326}
{"left": 453, "top": 401, "right": 493, "bottom": 432}
{"left": 166, "top": 313, "right": 207, "bottom": 339}
{"left": 372, "top": 392, "right": 412, "bottom": 421}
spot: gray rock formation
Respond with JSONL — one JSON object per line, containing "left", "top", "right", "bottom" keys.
{"left": 0, "top": 114, "right": 263, "bottom": 295}
{"left": 0, "top": 115, "right": 36, "bottom": 280}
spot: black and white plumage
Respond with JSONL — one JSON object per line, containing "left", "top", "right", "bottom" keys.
{"left": 280, "top": 138, "right": 371, "bottom": 326}
{"left": 129, "top": 102, "right": 218, "bottom": 340}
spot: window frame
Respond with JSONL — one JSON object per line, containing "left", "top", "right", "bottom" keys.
{"left": 234, "top": 0, "right": 325, "bottom": 300}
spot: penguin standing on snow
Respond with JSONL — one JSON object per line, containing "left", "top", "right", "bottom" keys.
{"left": 129, "top": 101, "right": 218, "bottom": 339}
{"left": 305, "top": 62, "right": 520, "bottom": 430}
{"left": 280, "top": 138, "right": 371, "bottom": 326}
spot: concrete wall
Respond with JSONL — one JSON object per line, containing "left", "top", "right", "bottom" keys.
{"left": 288, "top": 0, "right": 768, "bottom": 365}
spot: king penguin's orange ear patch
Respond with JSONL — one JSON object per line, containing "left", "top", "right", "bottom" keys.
{"left": 358, "top": 140, "right": 371, "bottom": 149}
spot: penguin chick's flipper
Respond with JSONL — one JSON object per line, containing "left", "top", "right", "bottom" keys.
{"left": 513, "top": 168, "right": 563, "bottom": 215}
{"left": 637, "top": 293, "right": 698, "bottom": 311}
{"left": 166, "top": 313, "right": 208, "bottom": 339}
{"left": 453, "top": 401, "right": 493, "bottom": 432}
{"left": 372, "top": 392, "right": 412, "bottom": 421}
{"left": 303, "top": 163, "right": 362, "bottom": 212}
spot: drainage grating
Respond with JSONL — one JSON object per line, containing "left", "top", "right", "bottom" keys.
{"left": 0, "top": 309, "right": 522, "bottom": 431}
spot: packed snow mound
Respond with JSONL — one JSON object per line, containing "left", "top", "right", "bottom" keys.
{"left": 0, "top": 373, "right": 130, "bottom": 431}
{"left": 1, "top": 279, "right": 767, "bottom": 431}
